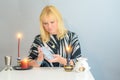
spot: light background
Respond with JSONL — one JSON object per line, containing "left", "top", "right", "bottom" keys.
{"left": 0, "top": 0, "right": 120, "bottom": 80}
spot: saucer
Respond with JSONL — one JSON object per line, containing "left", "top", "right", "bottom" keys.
{"left": 13, "top": 66, "right": 33, "bottom": 70}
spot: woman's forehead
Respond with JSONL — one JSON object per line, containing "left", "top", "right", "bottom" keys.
{"left": 42, "top": 15, "right": 56, "bottom": 22}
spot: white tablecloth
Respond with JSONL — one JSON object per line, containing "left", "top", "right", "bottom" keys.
{"left": 0, "top": 67, "right": 95, "bottom": 80}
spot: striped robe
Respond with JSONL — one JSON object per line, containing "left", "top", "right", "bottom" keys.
{"left": 28, "top": 31, "right": 81, "bottom": 67}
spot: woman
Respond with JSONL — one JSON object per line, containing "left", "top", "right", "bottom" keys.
{"left": 28, "top": 5, "right": 81, "bottom": 67}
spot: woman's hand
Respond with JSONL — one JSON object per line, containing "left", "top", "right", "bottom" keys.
{"left": 48, "top": 54, "right": 67, "bottom": 65}
{"left": 28, "top": 60, "right": 40, "bottom": 67}
{"left": 48, "top": 54, "right": 74, "bottom": 66}
{"left": 37, "top": 46, "right": 44, "bottom": 61}
{"left": 29, "top": 46, "right": 44, "bottom": 67}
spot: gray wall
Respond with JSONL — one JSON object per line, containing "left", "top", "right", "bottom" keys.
{"left": 0, "top": 0, "right": 120, "bottom": 80}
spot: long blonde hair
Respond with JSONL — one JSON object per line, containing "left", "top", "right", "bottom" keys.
{"left": 40, "top": 5, "right": 67, "bottom": 43}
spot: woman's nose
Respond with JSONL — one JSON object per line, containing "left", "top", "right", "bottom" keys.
{"left": 48, "top": 23, "right": 52, "bottom": 28}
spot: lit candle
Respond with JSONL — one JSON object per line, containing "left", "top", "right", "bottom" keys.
{"left": 66, "top": 45, "right": 72, "bottom": 65}
{"left": 21, "top": 58, "right": 29, "bottom": 69}
{"left": 17, "top": 33, "right": 22, "bottom": 58}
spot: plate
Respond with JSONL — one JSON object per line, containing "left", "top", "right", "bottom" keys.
{"left": 13, "top": 66, "right": 33, "bottom": 70}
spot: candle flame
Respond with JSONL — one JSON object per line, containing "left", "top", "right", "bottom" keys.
{"left": 17, "top": 33, "right": 22, "bottom": 39}
{"left": 22, "top": 58, "right": 29, "bottom": 63}
{"left": 66, "top": 44, "right": 73, "bottom": 54}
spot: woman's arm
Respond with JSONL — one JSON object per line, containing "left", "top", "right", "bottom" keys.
{"left": 29, "top": 46, "right": 44, "bottom": 67}
{"left": 69, "top": 32, "right": 81, "bottom": 64}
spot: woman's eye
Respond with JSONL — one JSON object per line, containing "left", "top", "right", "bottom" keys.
{"left": 51, "top": 21, "right": 54, "bottom": 24}
{"left": 43, "top": 23, "right": 48, "bottom": 25}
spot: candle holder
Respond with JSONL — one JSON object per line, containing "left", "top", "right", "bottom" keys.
{"left": 17, "top": 57, "right": 21, "bottom": 66}
{"left": 64, "top": 65, "right": 74, "bottom": 72}
{"left": 64, "top": 57, "right": 74, "bottom": 72}
{"left": 13, "top": 58, "right": 33, "bottom": 70}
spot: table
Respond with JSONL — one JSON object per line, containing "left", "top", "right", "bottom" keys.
{"left": 0, "top": 67, "right": 95, "bottom": 80}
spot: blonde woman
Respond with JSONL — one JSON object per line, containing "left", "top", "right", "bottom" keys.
{"left": 28, "top": 5, "right": 81, "bottom": 67}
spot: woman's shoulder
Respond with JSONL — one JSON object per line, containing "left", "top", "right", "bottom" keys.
{"left": 65, "top": 30, "right": 80, "bottom": 41}
{"left": 34, "top": 34, "right": 42, "bottom": 40}
{"left": 34, "top": 34, "right": 39, "bottom": 38}
{"left": 67, "top": 30, "right": 77, "bottom": 36}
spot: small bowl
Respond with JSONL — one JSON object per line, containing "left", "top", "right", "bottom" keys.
{"left": 64, "top": 65, "right": 74, "bottom": 72}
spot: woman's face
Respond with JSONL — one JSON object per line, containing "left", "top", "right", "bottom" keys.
{"left": 42, "top": 16, "right": 58, "bottom": 35}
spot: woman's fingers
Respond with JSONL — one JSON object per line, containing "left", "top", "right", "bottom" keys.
{"left": 37, "top": 46, "right": 42, "bottom": 53}
{"left": 47, "top": 54, "right": 60, "bottom": 62}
